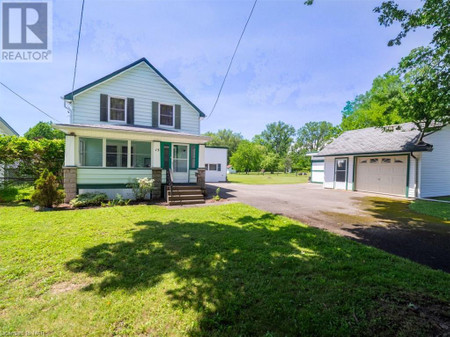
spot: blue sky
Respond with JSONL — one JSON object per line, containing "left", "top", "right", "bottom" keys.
{"left": 0, "top": 0, "right": 433, "bottom": 138}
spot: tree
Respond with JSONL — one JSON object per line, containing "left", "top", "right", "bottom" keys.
{"left": 253, "top": 121, "right": 295, "bottom": 156}
{"left": 203, "top": 129, "right": 243, "bottom": 161}
{"left": 296, "top": 121, "right": 339, "bottom": 152}
{"left": 340, "top": 72, "right": 407, "bottom": 131}
{"left": 230, "top": 141, "right": 263, "bottom": 173}
{"left": 394, "top": 49, "right": 450, "bottom": 141}
{"left": 374, "top": 0, "right": 450, "bottom": 135}
{"left": 31, "top": 169, "right": 65, "bottom": 208}
{"left": 0, "top": 135, "right": 65, "bottom": 180}
{"left": 260, "top": 152, "right": 280, "bottom": 174}
{"left": 24, "top": 122, "right": 65, "bottom": 140}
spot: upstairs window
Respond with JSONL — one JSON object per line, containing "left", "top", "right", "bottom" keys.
{"left": 159, "top": 104, "right": 174, "bottom": 127}
{"left": 109, "top": 97, "right": 126, "bottom": 122}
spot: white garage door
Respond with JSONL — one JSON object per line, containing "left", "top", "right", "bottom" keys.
{"left": 356, "top": 155, "right": 408, "bottom": 196}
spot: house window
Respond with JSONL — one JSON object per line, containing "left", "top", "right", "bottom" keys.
{"left": 360, "top": 159, "right": 368, "bottom": 164}
{"left": 382, "top": 158, "right": 391, "bottom": 163}
{"left": 189, "top": 144, "right": 197, "bottom": 169}
{"left": 394, "top": 158, "right": 404, "bottom": 163}
{"left": 79, "top": 138, "right": 102, "bottom": 166}
{"left": 208, "top": 164, "right": 217, "bottom": 171}
{"left": 106, "top": 140, "right": 128, "bottom": 167}
{"left": 370, "top": 158, "right": 379, "bottom": 164}
{"left": 131, "top": 141, "right": 151, "bottom": 168}
{"left": 159, "top": 104, "right": 174, "bottom": 127}
{"left": 109, "top": 97, "right": 126, "bottom": 122}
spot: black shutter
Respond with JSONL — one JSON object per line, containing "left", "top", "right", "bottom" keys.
{"left": 152, "top": 101, "right": 159, "bottom": 127}
{"left": 100, "top": 94, "right": 108, "bottom": 121}
{"left": 127, "top": 98, "right": 134, "bottom": 124}
{"left": 175, "top": 104, "right": 181, "bottom": 129}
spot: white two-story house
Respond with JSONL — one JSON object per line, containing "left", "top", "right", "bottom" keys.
{"left": 55, "top": 58, "right": 210, "bottom": 202}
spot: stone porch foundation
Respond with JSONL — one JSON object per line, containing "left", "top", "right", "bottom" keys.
{"left": 63, "top": 167, "right": 77, "bottom": 203}
{"left": 152, "top": 168, "right": 162, "bottom": 200}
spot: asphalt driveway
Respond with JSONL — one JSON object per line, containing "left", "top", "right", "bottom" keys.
{"left": 207, "top": 182, "right": 450, "bottom": 273}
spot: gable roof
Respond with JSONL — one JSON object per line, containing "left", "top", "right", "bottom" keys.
{"left": 63, "top": 57, "right": 206, "bottom": 118}
{"left": 0, "top": 116, "right": 19, "bottom": 136}
{"left": 317, "top": 123, "right": 433, "bottom": 157}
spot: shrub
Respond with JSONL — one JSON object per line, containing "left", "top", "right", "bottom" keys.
{"left": 70, "top": 193, "right": 108, "bottom": 208}
{"left": 213, "top": 187, "right": 221, "bottom": 201}
{"left": 31, "top": 169, "right": 65, "bottom": 208}
{"left": 107, "top": 193, "right": 131, "bottom": 207}
{"left": 128, "top": 177, "right": 154, "bottom": 201}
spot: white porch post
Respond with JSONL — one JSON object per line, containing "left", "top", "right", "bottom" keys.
{"left": 102, "top": 138, "right": 106, "bottom": 167}
{"left": 152, "top": 141, "right": 161, "bottom": 167}
{"left": 198, "top": 144, "right": 205, "bottom": 168}
{"left": 127, "top": 140, "right": 132, "bottom": 168}
{"left": 64, "top": 135, "right": 76, "bottom": 166}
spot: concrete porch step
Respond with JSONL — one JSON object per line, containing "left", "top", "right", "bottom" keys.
{"left": 168, "top": 199, "right": 205, "bottom": 206}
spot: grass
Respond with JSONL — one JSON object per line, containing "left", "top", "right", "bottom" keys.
{"left": 0, "top": 183, "right": 34, "bottom": 203}
{"left": 227, "top": 172, "right": 310, "bottom": 185}
{"left": 1, "top": 203, "right": 449, "bottom": 336}
{"left": 409, "top": 200, "right": 450, "bottom": 221}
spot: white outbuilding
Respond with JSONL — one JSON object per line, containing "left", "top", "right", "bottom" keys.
{"left": 204, "top": 146, "right": 228, "bottom": 183}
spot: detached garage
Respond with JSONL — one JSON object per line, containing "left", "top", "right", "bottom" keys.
{"left": 314, "top": 123, "right": 450, "bottom": 198}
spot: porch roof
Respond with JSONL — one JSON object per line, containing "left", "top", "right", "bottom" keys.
{"left": 54, "top": 123, "right": 210, "bottom": 144}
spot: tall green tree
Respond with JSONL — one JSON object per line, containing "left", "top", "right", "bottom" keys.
{"left": 253, "top": 121, "right": 295, "bottom": 156}
{"left": 341, "top": 72, "right": 407, "bottom": 131}
{"left": 374, "top": 0, "right": 450, "bottom": 138}
{"left": 296, "top": 121, "right": 338, "bottom": 152}
{"left": 229, "top": 141, "right": 264, "bottom": 173}
{"left": 203, "top": 129, "right": 243, "bottom": 160}
{"left": 394, "top": 49, "right": 450, "bottom": 141}
{"left": 24, "top": 122, "right": 65, "bottom": 140}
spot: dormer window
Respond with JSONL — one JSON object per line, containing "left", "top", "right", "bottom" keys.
{"left": 159, "top": 104, "right": 174, "bottom": 127}
{"left": 109, "top": 96, "right": 127, "bottom": 122}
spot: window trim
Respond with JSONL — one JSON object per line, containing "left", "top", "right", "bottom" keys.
{"left": 107, "top": 95, "right": 127, "bottom": 123}
{"left": 159, "top": 103, "right": 175, "bottom": 128}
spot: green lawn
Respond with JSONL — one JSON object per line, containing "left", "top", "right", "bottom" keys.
{"left": 227, "top": 172, "right": 310, "bottom": 184}
{"left": 1, "top": 203, "right": 449, "bottom": 336}
{"left": 409, "top": 200, "right": 450, "bottom": 221}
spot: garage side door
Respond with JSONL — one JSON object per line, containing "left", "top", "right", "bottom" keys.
{"left": 356, "top": 156, "right": 408, "bottom": 196}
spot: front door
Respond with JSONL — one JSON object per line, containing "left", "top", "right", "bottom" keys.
{"left": 172, "top": 144, "right": 189, "bottom": 183}
{"left": 334, "top": 158, "right": 348, "bottom": 190}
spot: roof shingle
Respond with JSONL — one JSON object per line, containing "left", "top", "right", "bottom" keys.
{"left": 317, "top": 123, "right": 433, "bottom": 156}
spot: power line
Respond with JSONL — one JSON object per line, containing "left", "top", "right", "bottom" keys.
{"left": 0, "top": 82, "right": 61, "bottom": 122}
{"left": 70, "top": 0, "right": 86, "bottom": 100}
{"left": 207, "top": 0, "right": 258, "bottom": 120}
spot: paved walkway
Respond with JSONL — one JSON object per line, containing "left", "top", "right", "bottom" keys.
{"left": 207, "top": 183, "right": 450, "bottom": 273}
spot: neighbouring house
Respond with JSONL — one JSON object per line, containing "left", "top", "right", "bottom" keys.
{"left": 55, "top": 58, "right": 210, "bottom": 203}
{"left": 205, "top": 146, "right": 227, "bottom": 183}
{"left": 227, "top": 165, "right": 236, "bottom": 174}
{"left": 0, "top": 116, "right": 19, "bottom": 181}
{"left": 0, "top": 116, "right": 18, "bottom": 136}
{"left": 311, "top": 122, "right": 450, "bottom": 198}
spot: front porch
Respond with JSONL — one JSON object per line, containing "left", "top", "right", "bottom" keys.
{"left": 57, "top": 123, "right": 209, "bottom": 202}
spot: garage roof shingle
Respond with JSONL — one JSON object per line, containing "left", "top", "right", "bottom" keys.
{"left": 317, "top": 123, "right": 433, "bottom": 156}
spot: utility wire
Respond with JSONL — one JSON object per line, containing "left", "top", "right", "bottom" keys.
{"left": 0, "top": 82, "right": 61, "bottom": 122}
{"left": 207, "top": 0, "right": 258, "bottom": 120}
{"left": 70, "top": 0, "right": 86, "bottom": 100}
